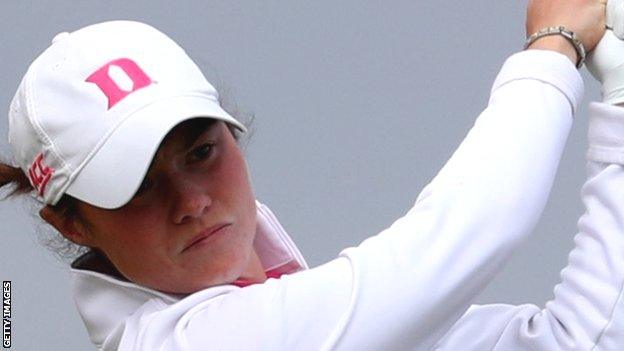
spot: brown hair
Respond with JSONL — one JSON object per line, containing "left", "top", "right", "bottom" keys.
{"left": 0, "top": 160, "right": 32, "bottom": 197}
{"left": 0, "top": 154, "right": 89, "bottom": 260}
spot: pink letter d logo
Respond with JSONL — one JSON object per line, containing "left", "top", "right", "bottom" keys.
{"left": 86, "top": 58, "right": 153, "bottom": 109}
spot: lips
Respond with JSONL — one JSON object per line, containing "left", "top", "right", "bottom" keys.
{"left": 182, "top": 223, "right": 230, "bottom": 253}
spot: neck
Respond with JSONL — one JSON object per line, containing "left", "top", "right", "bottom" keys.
{"left": 235, "top": 248, "right": 267, "bottom": 285}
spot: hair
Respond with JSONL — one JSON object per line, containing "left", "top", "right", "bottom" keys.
{"left": 0, "top": 101, "right": 255, "bottom": 263}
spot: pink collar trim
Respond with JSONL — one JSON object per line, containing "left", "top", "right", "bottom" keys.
{"left": 231, "top": 201, "right": 308, "bottom": 287}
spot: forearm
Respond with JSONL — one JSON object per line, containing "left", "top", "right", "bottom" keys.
{"left": 527, "top": 35, "right": 580, "bottom": 66}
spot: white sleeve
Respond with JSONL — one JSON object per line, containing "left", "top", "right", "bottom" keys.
{"left": 118, "top": 50, "right": 583, "bottom": 351}
{"left": 434, "top": 102, "right": 624, "bottom": 351}
{"left": 436, "top": 103, "right": 624, "bottom": 351}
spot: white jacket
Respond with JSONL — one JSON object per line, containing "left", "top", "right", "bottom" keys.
{"left": 70, "top": 50, "right": 624, "bottom": 350}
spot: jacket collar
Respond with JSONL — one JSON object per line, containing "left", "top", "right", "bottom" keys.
{"left": 70, "top": 200, "right": 308, "bottom": 347}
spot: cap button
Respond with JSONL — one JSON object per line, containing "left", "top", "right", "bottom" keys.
{"left": 51, "top": 32, "right": 70, "bottom": 44}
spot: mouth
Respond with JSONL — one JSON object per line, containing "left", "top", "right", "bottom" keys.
{"left": 182, "top": 223, "right": 230, "bottom": 253}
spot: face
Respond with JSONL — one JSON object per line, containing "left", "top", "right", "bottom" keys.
{"left": 72, "top": 120, "right": 259, "bottom": 294}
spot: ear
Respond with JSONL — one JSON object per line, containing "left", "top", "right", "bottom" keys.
{"left": 39, "top": 206, "right": 94, "bottom": 247}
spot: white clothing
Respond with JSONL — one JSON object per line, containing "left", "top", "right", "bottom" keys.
{"left": 69, "top": 49, "right": 622, "bottom": 350}
{"left": 434, "top": 100, "right": 624, "bottom": 350}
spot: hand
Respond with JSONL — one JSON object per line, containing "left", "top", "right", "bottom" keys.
{"left": 526, "top": 0, "right": 606, "bottom": 64}
{"left": 587, "top": 0, "right": 624, "bottom": 104}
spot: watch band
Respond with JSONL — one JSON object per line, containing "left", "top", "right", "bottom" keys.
{"left": 524, "top": 26, "right": 586, "bottom": 69}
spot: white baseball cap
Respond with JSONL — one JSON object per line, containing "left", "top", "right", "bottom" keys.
{"left": 8, "top": 20, "right": 246, "bottom": 209}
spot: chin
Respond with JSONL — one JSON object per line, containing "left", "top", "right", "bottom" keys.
{"left": 145, "top": 249, "right": 251, "bottom": 294}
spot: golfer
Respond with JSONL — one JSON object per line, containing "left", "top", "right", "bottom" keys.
{"left": 1, "top": 0, "right": 622, "bottom": 349}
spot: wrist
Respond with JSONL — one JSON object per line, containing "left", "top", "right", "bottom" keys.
{"left": 527, "top": 35, "right": 579, "bottom": 67}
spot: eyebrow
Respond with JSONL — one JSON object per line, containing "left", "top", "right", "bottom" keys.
{"left": 151, "top": 118, "right": 218, "bottom": 167}
{"left": 182, "top": 119, "right": 217, "bottom": 150}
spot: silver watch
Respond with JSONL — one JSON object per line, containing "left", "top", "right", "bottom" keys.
{"left": 524, "top": 26, "right": 586, "bottom": 69}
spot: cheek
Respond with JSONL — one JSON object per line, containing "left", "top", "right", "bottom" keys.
{"left": 90, "top": 207, "right": 168, "bottom": 256}
{"left": 89, "top": 209, "right": 176, "bottom": 286}
{"left": 214, "top": 145, "right": 257, "bottom": 243}
{"left": 226, "top": 153, "right": 255, "bottom": 214}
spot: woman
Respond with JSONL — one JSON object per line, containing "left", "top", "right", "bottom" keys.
{"left": 0, "top": 0, "right": 620, "bottom": 349}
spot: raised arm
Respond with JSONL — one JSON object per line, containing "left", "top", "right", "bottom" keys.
{"left": 433, "top": 103, "right": 624, "bottom": 351}
{"left": 435, "top": 3, "right": 624, "bottom": 350}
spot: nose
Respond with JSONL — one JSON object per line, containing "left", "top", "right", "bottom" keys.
{"left": 170, "top": 176, "right": 212, "bottom": 225}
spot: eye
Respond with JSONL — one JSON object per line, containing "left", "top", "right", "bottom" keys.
{"left": 190, "top": 143, "right": 215, "bottom": 162}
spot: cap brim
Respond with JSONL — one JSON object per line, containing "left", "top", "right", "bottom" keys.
{"left": 65, "top": 95, "right": 246, "bottom": 209}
